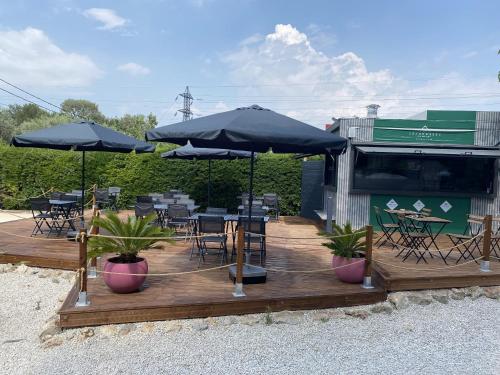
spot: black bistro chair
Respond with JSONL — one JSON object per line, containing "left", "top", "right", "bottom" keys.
{"left": 373, "top": 206, "right": 399, "bottom": 248}
{"left": 135, "top": 202, "right": 155, "bottom": 219}
{"left": 263, "top": 193, "right": 280, "bottom": 221}
{"left": 167, "top": 204, "right": 192, "bottom": 241}
{"left": 195, "top": 215, "right": 228, "bottom": 266}
{"left": 205, "top": 207, "right": 228, "bottom": 215}
{"left": 137, "top": 195, "right": 153, "bottom": 203}
{"left": 30, "top": 198, "right": 53, "bottom": 236}
{"left": 234, "top": 216, "right": 267, "bottom": 265}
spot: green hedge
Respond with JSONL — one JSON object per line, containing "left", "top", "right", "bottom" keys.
{"left": 0, "top": 144, "right": 303, "bottom": 215}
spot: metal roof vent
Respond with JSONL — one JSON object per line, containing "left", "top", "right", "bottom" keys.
{"left": 366, "top": 104, "right": 380, "bottom": 119}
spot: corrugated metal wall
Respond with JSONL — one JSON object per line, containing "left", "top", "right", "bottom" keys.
{"left": 335, "top": 118, "right": 373, "bottom": 229}
{"left": 471, "top": 112, "right": 500, "bottom": 230}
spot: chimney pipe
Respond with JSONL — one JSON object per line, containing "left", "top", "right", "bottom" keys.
{"left": 366, "top": 104, "right": 380, "bottom": 119}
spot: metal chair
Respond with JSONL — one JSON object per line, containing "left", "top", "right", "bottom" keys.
{"left": 94, "top": 188, "right": 110, "bottom": 210}
{"left": 446, "top": 214, "right": 484, "bottom": 264}
{"left": 492, "top": 217, "right": 500, "bottom": 260}
{"left": 234, "top": 216, "right": 266, "bottom": 265}
{"left": 241, "top": 206, "right": 267, "bottom": 217}
{"left": 263, "top": 193, "right": 280, "bottom": 221}
{"left": 373, "top": 206, "right": 399, "bottom": 248}
{"left": 30, "top": 198, "right": 53, "bottom": 236}
{"left": 108, "top": 187, "right": 121, "bottom": 211}
{"left": 196, "top": 215, "right": 228, "bottom": 266}
{"left": 137, "top": 195, "right": 153, "bottom": 203}
{"left": 135, "top": 202, "right": 155, "bottom": 219}
{"left": 395, "top": 214, "right": 431, "bottom": 263}
{"left": 167, "top": 204, "right": 192, "bottom": 241}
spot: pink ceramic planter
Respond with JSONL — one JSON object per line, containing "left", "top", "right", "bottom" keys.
{"left": 332, "top": 255, "right": 365, "bottom": 283}
{"left": 103, "top": 257, "right": 148, "bottom": 293}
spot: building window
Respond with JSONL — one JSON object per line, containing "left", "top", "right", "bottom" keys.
{"left": 352, "top": 151, "right": 496, "bottom": 195}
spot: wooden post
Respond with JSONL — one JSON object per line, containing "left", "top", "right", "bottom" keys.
{"left": 88, "top": 209, "right": 100, "bottom": 278}
{"left": 232, "top": 225, "right": 246, "bottom": 297}
{"left": 362, "top": 225, "right": 374, "bottom": 289}
{"left": 481, "top": 215, "right": 492, "bottom": 272}
{"left": 76, "top": 228, "right": 90, "bottom": 306}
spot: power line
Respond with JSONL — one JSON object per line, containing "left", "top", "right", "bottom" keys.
{"left": 0, "top": 77, "right": 63, "bottom": 112}
{"left": 0, "top": 87, "right": 58, "bottom": 114}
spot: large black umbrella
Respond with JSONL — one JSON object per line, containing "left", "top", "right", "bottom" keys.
{"left": 146, "top": 105, "right": 347, "bottom": 282}
{"left": 161, "top": 143, "right": 253, "bottom": 206}
{"left": 11, "top": 121, "right": 155, "bottom": 225}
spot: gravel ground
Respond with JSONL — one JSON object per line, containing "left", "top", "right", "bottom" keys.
{"left": 0, "top": 268, "right": 499, "bottom": 375}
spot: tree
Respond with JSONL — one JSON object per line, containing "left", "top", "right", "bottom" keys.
{"left": 61, "top": 99, "right": 106, "bottom": 123}
{"left": 8, "top": 104, "right": 46, "bottom": 126}
{"left": 106, "top": 113, "right": 158, "bottom": 139}
{"left": 17, "top": 113, "right": 72, "bottom": 133}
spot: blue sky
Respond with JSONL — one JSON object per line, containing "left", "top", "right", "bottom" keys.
{"left": 0, "top": 0, "right": 499, "bottom": 126}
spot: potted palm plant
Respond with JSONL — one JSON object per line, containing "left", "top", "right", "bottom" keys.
{"left": 88, "top": 213, "right": 173, "bottom": 293}
{"left": 322, "top": 222, "right": 367, "bottom": 283}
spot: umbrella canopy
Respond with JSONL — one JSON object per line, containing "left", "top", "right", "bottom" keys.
{"left": 161, "top": 143, "right": 252, "bottom": 160}
{"left": 146, "top": 105, "right": 346, "bottom": 154}
{"left": 11, "top": 121, "right": 155, "bottom": 226}
{"left": 12, "top": 121, "right": 155, "bottom": 153}
{"left": 161, "top": 143, "right": 253, "bottom": 206}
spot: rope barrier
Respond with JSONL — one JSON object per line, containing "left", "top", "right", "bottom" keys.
{"left": 380, "top": 231, "right": 485, "bottom": 253}
{"left": 373, "top": 256, "right": 484, "bottom": 271}
{"left": 251, "top": 260, "right": 365, "bottom": 273}
{"left": 95, "top": 263, "right": 236, "bottom": 277}
{"left": 2, "top": 187, "right": 55, "bottom": 202}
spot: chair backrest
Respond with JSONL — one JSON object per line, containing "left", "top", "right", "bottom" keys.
{"left": 30, "top": 198, "right": 51, "bottom": 212}
{"left": 242, "top": 207, "right": 266, "bottom": 217}
{"left": 168, "top": 204, "right": 190, "bottom": 219}
{"left": 135, "top": 203, "right": 155, "bottom": 217}
{"left": 467, "top": 214, "right": 484, "bottom": 235}
{"left": 108, "top": 187, "right": 121, "bottom": 195}
{"left": 206, "top": 207, "right": 228, "bottom": 215}
{"left": 173, "top": 194, "right": 189, "bottom": 200}
{"left": 242, "top": 199, "right": 263, "bottom": 207}
{"left": 177, "top": 198, "right": 195, "bottom": 205}
{"left": 95, "top": 188, "right": 109, "bottom": 201}
{"left": 169, "top": 189, "right": 182, "bottom": 193}
{"left": 163, "top": 192, "right": 175, "bottom": 199}
{"left": 198, "top": 215, "right": 225, "bottom": 234}
{"left": 71, "top": 190, "right": 83, "bottom": 196}
{"left": 50, "top": 192, "right": 63, "bottom": 200}
{"left": 137, "top": 195, "right": 153, "bottom": 203}
{"left": 238, "top": 216, "right": 266, "bottom": 235}
{"left": 373, "top": 206, "right": 384, "bottom": 226}
{"left": 263, "top": 194, "right": 278, "bottom": 207}
{"left": 61, "top": 193, "right": 78, "bottom": 202}
{"left": 493, "top": 216, "right": 500, "bottom": 234}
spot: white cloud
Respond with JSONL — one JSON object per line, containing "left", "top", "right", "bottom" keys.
{"left": 220, "top": 24, "right": 499, "bottom": 125}
{"left": 0, "top": 27, "right": 102, "bottom": 88}
{"left": 117, "top": 62, "right": 151, "bottom": 76}
{"left": 83, "top": 8, "right": 127, "bottom": 30}
{"left": 462, "top": 50, "right": 478, "bottom": 59}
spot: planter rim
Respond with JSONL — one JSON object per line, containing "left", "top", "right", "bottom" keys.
{"left": 106, "top": 256, "right": 145, "bottom": 264}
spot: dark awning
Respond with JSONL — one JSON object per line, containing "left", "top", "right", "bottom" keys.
{"left": 161, "top": 143, "right": 253, "bottom": 160}
{"left": 356, "top": 145, "right": 500, "bottom": 158}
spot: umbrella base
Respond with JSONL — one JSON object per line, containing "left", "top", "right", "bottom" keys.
{"left": 228, "top": 264, "right": 267, "bottom": 284}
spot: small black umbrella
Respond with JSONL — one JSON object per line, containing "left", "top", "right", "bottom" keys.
{"left": 12, "top": 121, "right": 155, "bottom": 225}
{"left": 161, "top": 143, "right": 253, "bottom": 206}
{"left": 146, "top": 105, "right": 347, "bottom": 281}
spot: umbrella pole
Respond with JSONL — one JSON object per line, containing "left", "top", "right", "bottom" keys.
{"left": 80, "top": 151, "right": 85, "bottom": 228}
{"left": 245, "top": 151, "right": 255, "bottom": 264}
{"left": 207, "top": 159, "right": 211, "bottom": 207}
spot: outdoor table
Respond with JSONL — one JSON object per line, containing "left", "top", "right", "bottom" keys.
{"left": 384, "top": 208, "right": 419, "bottom": 223}
{"left": 49, "top": 199, "right": 77, "bottom": 232}
{"left": 237, "top": 205, "right": 270, "bottom": 212}
{"left": 407, "top": 215, "right": 451, "bottom": 254}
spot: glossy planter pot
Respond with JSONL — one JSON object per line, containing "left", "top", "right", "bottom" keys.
{"left": 103, "top": 257, "right": 148, "bottom": 293}
{"left": 332, "top": 255, "right": 365, "bottom": 283}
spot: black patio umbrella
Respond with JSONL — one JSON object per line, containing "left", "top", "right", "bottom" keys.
{"left": 161, "top": 143, "right": 253, "bottom": 206}
{"left": 11, "top": 121, "right": 155, "bottom": 225}
{"left": 146, "top": 105, "right": 347, "bottom": 281}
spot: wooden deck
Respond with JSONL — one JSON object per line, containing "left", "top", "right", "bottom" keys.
{"left": 1, "top": 214, "right": 499, "bottom": 328}
{"left": 373, "top": 235, "right": 500, "bottom": 291}
{"left": 58, "top": 216, "right": 385, "bottom": 328}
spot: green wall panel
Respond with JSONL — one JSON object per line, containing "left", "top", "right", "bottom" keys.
{"left": 373, "top": 117, "right": 476, "bottom": 145}
{"left": 370, "top": 194, "right": 470, "bottom": 233}
{"left": 426, "top": 110, "right": 476, "bottom": 121}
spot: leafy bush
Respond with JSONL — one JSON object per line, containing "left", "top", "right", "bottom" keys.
{"left": 0, "top": 144, "right": 303, "bottom": 215}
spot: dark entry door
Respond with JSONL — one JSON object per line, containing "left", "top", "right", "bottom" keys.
{"left": 300, "top": 160, "right": 324, "bottom": 219}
